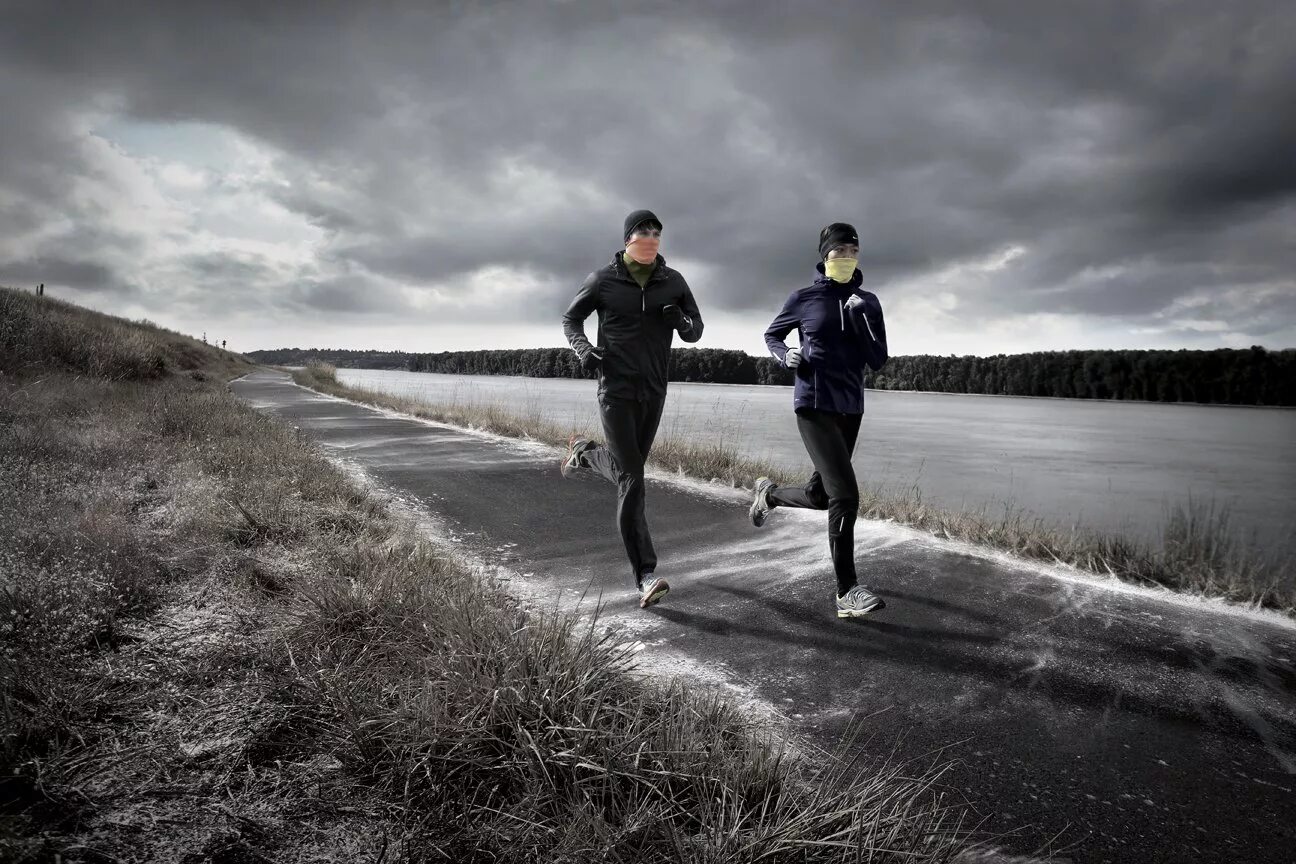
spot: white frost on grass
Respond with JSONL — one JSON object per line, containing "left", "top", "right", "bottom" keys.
{"left": 938, "top": 533, "right": 1296, "bottom": 635}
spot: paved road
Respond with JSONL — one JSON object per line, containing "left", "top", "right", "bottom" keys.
{"left": 234, "top": 370, "right": 1296, "bottom": 863}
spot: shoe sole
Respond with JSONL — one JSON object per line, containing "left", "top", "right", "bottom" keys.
{"left": 837, "top": 598, "right": 885, "bottom": 618}
{"left": 750, "top": 480, "right": 771, "bottom": 527}
{"left": 560, "top": 436, "right": 581, "bottom": 478}
{"left": 640, "top": 581, "right": 669, "bottom": 608}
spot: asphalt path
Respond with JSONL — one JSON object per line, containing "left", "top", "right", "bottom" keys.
{"left": 233, "top": 370, "right": 1296, "bottom": 863}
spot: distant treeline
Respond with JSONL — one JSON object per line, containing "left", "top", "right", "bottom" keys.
{"left": 247, "top": 348, "right": 413, "bottom": 369}
{"left": 409, "top": 347, "right": 796, "bottom": 386}
{"left": 247, "top": 346, "right": 793, "bottom": 385}
{"left": 247, "top": 346, "right": 1296, "bottom": 406}
{"left": 873, "top": 348, "right": 1296, "bottom": 405}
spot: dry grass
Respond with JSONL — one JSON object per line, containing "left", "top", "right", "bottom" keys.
{"left": 294, "top": 361, "right": 1294, "bottom": 615}
{"left": 1, "top": 291, "right": 986, "bottom": 859}
{"left": 0, "top": 372, "right": 407, "bottom": 860}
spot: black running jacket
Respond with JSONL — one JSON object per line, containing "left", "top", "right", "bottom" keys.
{"left": 562, "top": 251, "right": 704, "bottom": 400}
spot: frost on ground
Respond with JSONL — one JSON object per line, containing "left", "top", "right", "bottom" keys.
{"left": 1, "top": 427, "right": 398, "bottom": 862}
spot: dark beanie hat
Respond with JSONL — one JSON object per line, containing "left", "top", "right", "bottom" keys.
{"left": 624, "top": 209, "right": 663, "bottom": 242}
{"left": 818, "top": 222, "right": 859, "bottom": 259}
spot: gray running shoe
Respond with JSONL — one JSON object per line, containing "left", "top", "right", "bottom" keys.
{"left": 639, "top": 575, "right": 669, "bottom": 608}
{"left": 561, "top": 436, "right": 591, "bottom": 478}
{"left": 749, "top": 477, "right": 776, "bottom": 527}
{"left": 836, "top": 585, "right": 885, "bottom": 619}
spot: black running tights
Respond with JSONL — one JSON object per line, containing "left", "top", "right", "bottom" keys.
{"left": 767, "top": 408, "right": 862, "bottom": 596}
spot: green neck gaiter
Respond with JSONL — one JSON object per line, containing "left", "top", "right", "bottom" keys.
{"left": 623, "top": 253, "right": 656, "bottom": 289}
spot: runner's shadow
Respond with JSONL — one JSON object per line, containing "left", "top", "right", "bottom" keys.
{"left": 649, "top": 584, "right": 1296, "bottom": 743}
{"left": 649, "top": 600, "right": 996, "bottom": 651}
{"left": 707, "top": 582, "right": 1004, "bottom": 647}
{"left": 872, "top": 587, "right": 1003, "bottom": 627}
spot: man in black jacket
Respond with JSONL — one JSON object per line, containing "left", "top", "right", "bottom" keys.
{"left": 560, "top": 209, "right": 704, "bottom": 608}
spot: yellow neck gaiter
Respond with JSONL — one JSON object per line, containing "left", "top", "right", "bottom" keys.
{"left": 824, "top": 258, "right": 857, "bottom": 282}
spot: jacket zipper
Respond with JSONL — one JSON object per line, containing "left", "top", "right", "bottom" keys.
{"left": 625, "top": 255, "right": 664, "bottom": 400}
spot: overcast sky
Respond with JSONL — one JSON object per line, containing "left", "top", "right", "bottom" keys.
{"left": 2, "top": 1, "right": 1293, "bottom": 356}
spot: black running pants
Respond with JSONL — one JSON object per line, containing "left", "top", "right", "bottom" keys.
{"left": 768, "top": 408, "right": 862, "bottom": 596}
{"left": 580, "top": 394, "right": 666, "bottom": 587}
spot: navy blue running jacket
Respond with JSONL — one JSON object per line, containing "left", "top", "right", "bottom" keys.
{"left": 764, "top": 263, "right": 888, "bottom": 415}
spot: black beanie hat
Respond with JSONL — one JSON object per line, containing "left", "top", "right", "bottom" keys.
{"left": 818, "top": 222, "right": 859, "bottom": 259}
{"left": 624, "top": 209, "right": 663, "bottom": 243}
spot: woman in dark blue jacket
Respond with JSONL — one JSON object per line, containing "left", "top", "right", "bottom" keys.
{"left": 750, "top": 222, "right": 889, "bottom": 618}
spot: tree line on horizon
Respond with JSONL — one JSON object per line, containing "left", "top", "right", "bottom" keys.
{"left": 245, "top": 345, "right": 1296, "bottom": 406}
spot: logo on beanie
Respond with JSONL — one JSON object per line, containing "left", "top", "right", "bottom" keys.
{"left": 818, "top": 223, "right": 859, "bottom": 258}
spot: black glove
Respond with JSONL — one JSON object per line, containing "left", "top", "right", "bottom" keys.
{"left": 580, "top": 346, "right": 604, "bottom": 374}
{"left": 661, "top": 304, "right": 686, "bottom": 330}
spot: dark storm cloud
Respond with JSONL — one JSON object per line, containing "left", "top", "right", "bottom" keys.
{"left": 181, "top": 253, "right": 272, "bottom": 283}
{"left": 288, "top": 275, "right": 414, "bottom": 316}
{"left": 1, "top": 1, "right": 1293, "bottom": 345}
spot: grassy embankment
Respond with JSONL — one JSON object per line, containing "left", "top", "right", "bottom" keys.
{"left": 2, "top": 286, "right": 985, "bottom": 861}
{"left": 293, "top": 362, "right": 1294, "bottom": 616}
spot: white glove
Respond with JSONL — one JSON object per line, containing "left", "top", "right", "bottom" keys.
{"left": 784, "top": 347, "right": 802, "bottom": 368}
{"left": 845, "top": 293, "right": 863, "bottom": 311}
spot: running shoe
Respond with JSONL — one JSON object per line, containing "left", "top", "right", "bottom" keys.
{"left": 639, "top": 574, "right": 669, "bottom": 608}
{"left": 835, "top": 585, "right": 885, "bottom": 618}
{"left": 749, "top": 477, "right": 776, "bottom": 527}
{"left": 560, "top": 436, "right": 591, "bottom": 478}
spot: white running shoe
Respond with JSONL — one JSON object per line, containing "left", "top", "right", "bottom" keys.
{"left": 836, "top": 585, "right": 885, "bottom": 618}
{"left": 561, "top": 436, "right": 591, "bottom": 478}
{"left": 749, "top": 477, "right": 776, "bottom": 527}
{"left": 639, "top": 575, "right": 669, "bottom": 608}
